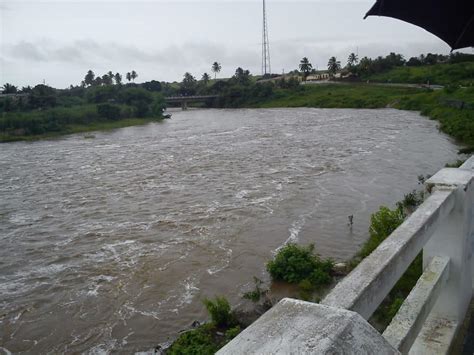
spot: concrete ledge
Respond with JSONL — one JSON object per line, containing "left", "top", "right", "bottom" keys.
{"left": 426, "top": 168, "right": 474, "bottom": 192}
{"left": 409, "top": 314, "right": 457, "bottom": 355}
{"left": 383, "top": 256, "right": 450, "bottom": 353}
{"left": 217, "top": 298, "right": 399, "bottom": 355}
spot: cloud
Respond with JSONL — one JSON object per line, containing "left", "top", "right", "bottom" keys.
{"left": 2, "top": 35, "right": 453, "bottom": 88}
{"left": 9, "top": 41, "right": 46, "bottom": 61}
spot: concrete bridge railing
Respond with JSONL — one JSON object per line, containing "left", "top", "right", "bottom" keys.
{"left": 219, "top": 156, "right": 474, "bottom": 354}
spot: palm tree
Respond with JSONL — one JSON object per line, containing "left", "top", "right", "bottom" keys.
{"left": 131, "top": 70, "right": 138, "bottom": 82}
{"left": 201, "top": 72, "right": 211, "bottom": 85}
{"left": 84, "top": 70, "right": 95, "bottom": 86}
{"left": 299, "top": 57, "right": 313, "bottom": 81}
{"left": 327, "top": 57, "right": 341, "bottom": 76}
{"left": 2, "top": 83, "right": 18, "bottom": 94}
{"left": 114, "top": 72, "right": 122, "bottom": 85}
{"left": 347, "top": 53, "right": 358, "bottom": 67}
{"left": 126, "top": 72, "right": 132, "bottom": 82}
{"left": 212, "top": 62, "right": 221, "bottom": 79}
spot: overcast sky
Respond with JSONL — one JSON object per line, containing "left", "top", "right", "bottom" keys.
{"left": 1, "top": 0, "right": 471, "bottom": 88}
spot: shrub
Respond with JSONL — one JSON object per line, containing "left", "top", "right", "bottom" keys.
{"left": 242, "top": 277, "right": 267, "bottom": 302}
{"left": 445, "top": 159, "right": 465, "bottom": 168}
{"left": 266, "top": 244, "right": 334, "bottom": 286}
{"left": 202, "top": 296, "right": 235, "bottom": 328}
{"left": 225, "top": 326, "right": 241, "bottom": 342}
{"left": 97, "top": 103, "right": 121, "bottom": 120}
{"left": 396, "top": 190, "right": 423, "bottom": 212}
{"left": 359, "top": 206, "right": 405, "bottom": 258}
{"left": 167, "top": 323, "right": 218, "bottom": 355}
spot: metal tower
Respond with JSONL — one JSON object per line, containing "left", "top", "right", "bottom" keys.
{"left": 261, "top": 0, "right": 271, "bottom": 76}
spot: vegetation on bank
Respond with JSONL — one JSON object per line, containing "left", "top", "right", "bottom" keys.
{"left": 0, "top": 77, "right": 166, "bottom": 142}
{"left": 167, "top": 297, "right": 241, "bottom": 355}
{"left": 355, "top": 193, "right": 424, "bottom": 328}
{"left": 364, "top": 61, "right": 474, "bottom": 86}
{"left": 266, "top": 243, "right": 334, "bottom": 301}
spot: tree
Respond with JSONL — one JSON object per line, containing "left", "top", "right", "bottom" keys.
{"left": 299, "top": 57, "right": 313, "bottom": 81}
{"left": 131, "top": 70, "right": 138, "bottom": 82}
{"left": 327, "top": 56, "right": 341, "bottom": 76}
{"left": 180, "top": 72, "right": 197, "bottom": 96}
{"left": 21, "top": 85, "right": 32, "bottom": 93}
{"left": 234, "top": 67, "right": 250, "bottom": 85}
{"left": 94, "top": 76, "right": 103, "bottom": 86}
{"left": 126, "top": 72, "right": 132, "bottom": 82}
{"left": 212, "top": 62, "right": 221, "bottom": 79}
{"left": 114, "top": 72, "right": 122, "bottom": 85}
{"left": 201, "top": 72, "right": 211, "bottom": 85}
{"left": 101, "top": 74, "right": 113, "bottom": 86}
{"left": 29, "top": 84, "right": 56, "bottom": 109}
{"left": 347, "top": 53, "right": 358, "bottom": 67}
{"left": 142, "top": 80, "right": 162, "bottom": 92}
{"left": 151, "top": 94, "right": 166, "bottom": 116}
{"left": 84, "top": 70, "right": 95, "bottom": 87}
{"left": 2, "top": 83, "right": 18, "bottom": 94}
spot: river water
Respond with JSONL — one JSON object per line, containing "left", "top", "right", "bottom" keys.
{"left": 0, "top": 108, "right": 460, "bottom": 353}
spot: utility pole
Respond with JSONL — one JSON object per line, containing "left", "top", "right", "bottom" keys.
{"left": 262, "top": 0, "right": 271, "bottom": 76}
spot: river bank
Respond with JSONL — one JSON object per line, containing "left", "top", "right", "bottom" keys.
{"left": 239, "top": 83, "right": 473, "bottom": 151}
{"left": 0, "top": 117, "right": 164, "bottom": 142}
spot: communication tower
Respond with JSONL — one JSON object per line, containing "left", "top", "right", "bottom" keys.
{"left": 262, "top": 0, "right": 271, "bottom": 76}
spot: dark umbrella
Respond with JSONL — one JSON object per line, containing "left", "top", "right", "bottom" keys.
{"left": 364, "top": 0, "right": 474, "bottom": 50}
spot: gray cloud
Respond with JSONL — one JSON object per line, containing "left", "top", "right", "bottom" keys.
{"left": 0, "top": 36, "right": 453, "bottom": 88}
{"left": 9, "top": 41, "right": 46, "bottom": 61}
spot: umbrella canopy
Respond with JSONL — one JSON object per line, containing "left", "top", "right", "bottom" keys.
{"left": 364, "top": 0, "right": 474, "bottom": 50}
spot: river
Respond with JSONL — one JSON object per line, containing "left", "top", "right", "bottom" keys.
{"left": 0, "top": 108, "right": 460, "bottom": 353}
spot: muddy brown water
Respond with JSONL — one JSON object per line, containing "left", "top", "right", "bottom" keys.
{"left": 0, "top": 108, "right": 460, "bottom": 353}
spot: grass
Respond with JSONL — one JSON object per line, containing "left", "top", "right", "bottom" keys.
{"left": 252, "top": 84, "right": 422, "bottom": 109}
{"left": 365, "top": 62, "right": 474, "bottom": 86}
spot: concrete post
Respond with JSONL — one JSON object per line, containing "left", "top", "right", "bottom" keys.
{"left": 423, "top": 168, "right": 474, "bottom": 325}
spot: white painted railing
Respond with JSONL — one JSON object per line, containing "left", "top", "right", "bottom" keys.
{"left": 219, "top": 157, "right": 474, "bottom": 354}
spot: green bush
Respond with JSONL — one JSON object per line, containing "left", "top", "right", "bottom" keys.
{"left": 357, "top": 203, "right": 423, "bottom": 329}
{"left": 167, "top": 323, "right": 218, "bottom": 355}
{"left": 266, "top": 244, "right": 334, "bottom": 286}
{"left": 396, "top": 190, "right": 424, "bottom": 212}
{"left": 202, "top": 296, "right": 235, "bottom": 328}
{"left": 359, "top": 206, "right": 405, "bottom": 258}
{"left": 224, "top": 326, "right": 241, "bottom": 342}
{"left": 97, "top": 103, "right": 121, "bottom": 120}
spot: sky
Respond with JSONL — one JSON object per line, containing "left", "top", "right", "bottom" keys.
{"left": 1, "top": 0, "right": 471, "bottom": 88}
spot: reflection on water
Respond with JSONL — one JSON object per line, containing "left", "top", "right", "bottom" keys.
{"left": 0, "top": 108, "right": 459, "bottom": 353}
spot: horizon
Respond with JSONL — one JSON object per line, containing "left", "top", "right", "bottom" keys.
{"left": 1, "top": 0, "right": 472, "bottom": 89}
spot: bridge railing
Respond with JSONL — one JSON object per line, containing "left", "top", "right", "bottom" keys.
{"left": 219, "top": 156, "right": 474, "bottom": 354}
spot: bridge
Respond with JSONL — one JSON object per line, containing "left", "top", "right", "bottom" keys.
{"left": 165, "top": 95, "right": 218, "bottom": 110}
{"left": 220, "top": 157, "right": 474, "bottom": 354}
